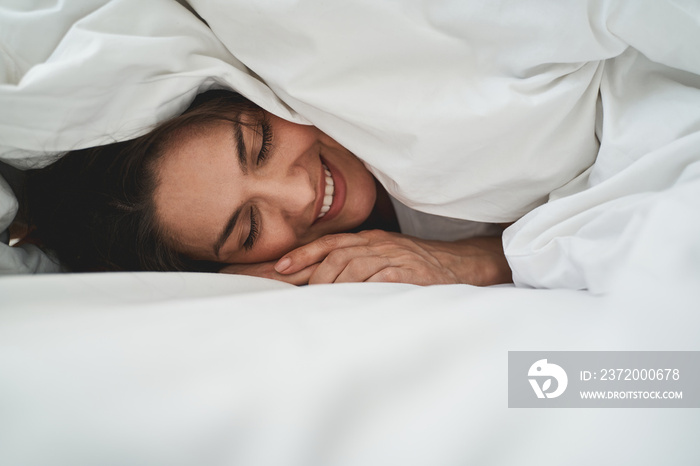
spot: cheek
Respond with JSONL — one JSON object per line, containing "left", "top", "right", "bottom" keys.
{"left": 275, "top": 119, "right": 322, "bottom": 151}
{"left": 346, "top": 167, "right": 377, "bottom": 222}
{"left": 230, "top": 219, "right": 305, "bottom": 264}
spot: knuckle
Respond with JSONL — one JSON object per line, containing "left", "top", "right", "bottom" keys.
{"left": 308, "top": 269, "right": 329, "bottom": 285}
{"left": 318, "top": 234, "right": 344, "bottom": 250}
{"left": 377, "top": 267, "right": 401, "bottom": 283}
{"left": 317, "top": 236, "right": 335, "bottom": 248}
{"left": 346, "top": 256, "right": 367, "bottom": 272}
{"left": 325, "top": 249, "right": 348, "bottom": 266}
{"left": 362, "top": 229, "right": 386, "bottom": 240}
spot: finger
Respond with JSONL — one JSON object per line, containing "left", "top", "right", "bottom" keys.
{"left": 218, "top": 262, "right": 274, "bottom": 277}
{"left": 274, "top": 233, "right": 369, "bottom": 274}
{"left": 333, "top": 256, "right": 392, "bottom": 284}
{"left": 220, "top": 262, "right": 318, "bottom": 286}
{"left": 365, "top": 266, "right": 409, "bottom": 284}
{"left": 271, "top": 263, "right": 318, "bottom": 285}
{"left": 305, "top": 247, "right": 384, "bottom": 284}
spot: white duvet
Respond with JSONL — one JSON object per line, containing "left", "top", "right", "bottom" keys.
{"left": 1, "top": 0, "right": 699, "bottom": 291}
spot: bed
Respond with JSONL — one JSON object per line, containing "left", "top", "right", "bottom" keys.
{"left": 1, "top": 1, "right": 699, "bottom": 465}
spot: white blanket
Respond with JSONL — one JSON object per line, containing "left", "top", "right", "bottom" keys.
{"left": 1, "top": 0, "right": 699, "bottom": 290}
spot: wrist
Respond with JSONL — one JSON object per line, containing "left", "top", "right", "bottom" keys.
{"left": 424, "top": 236, "right": 513, "bottom": 286}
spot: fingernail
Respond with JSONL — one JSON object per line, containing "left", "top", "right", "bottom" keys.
{"left": 275, "top": 257, "right": 292, "bottom": 273}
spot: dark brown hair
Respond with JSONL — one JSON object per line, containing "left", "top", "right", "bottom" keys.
{"left": 23, "top": 89, "right": 261, "bottom": 272}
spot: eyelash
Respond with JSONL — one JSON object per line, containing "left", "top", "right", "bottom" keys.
{"left": 243, "top": 207, "right": 259, "bottom": 251}
{"left": 256, "top": 119, "right": 273, "bottom": 165}
{"left": 242, "top": 119, "right": 271, "bottom": 252}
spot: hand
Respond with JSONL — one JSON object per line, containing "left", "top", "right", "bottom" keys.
{"left": 218, "top": 260, "right": 319, "bottom": 286}
{"left": 272, "top": 230, "right": 513, "bottom": 286}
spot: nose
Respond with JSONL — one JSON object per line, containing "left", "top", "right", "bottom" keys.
{"left": 252, "top": 163, "right": 315, "bottom": 221}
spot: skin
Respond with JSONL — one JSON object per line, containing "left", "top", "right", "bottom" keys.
{"left": 268, "top": 230, "right": 513, "bottom": 286}
{"left": 154, "top": 111, "right": 513, "bottom": 286}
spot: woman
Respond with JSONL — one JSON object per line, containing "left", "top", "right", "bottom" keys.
{"left": 22, "top": 90, "right": 512, "bottom": 286}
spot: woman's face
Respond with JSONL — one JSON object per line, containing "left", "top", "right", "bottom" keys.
{"left": 153, "top": 112, "right": 377, "bottom": 264}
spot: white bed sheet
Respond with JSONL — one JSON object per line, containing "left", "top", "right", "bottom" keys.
{"left": 1, "top": 272, "right": 698, "bottom": 466}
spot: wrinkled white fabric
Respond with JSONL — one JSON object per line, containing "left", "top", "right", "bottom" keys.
{"left": 0, "top": 0, "right": 300, "bottom": 166}
{"left": 190, "top": 0, "right": 610, "bottom": 222}
{"left": 390, "top": 196, "right": 502, "bottom": 241}
{"left": 504, "top": 49, "right": 700, "bottom": 291}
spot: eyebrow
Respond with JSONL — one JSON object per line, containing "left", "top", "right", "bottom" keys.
{"left": 213, "top": 207, "right": 243, "bottom": 259}
{"left": 212, "top": 123, "right": 248, "bottom": 258}
{"left": 234, "top": 122, "right": 248, "bottom": 175}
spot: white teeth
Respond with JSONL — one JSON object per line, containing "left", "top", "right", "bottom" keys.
{"left": 317, "top": 163, "right": 335, "bottom": 219}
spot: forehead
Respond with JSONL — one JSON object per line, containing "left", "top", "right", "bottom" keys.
{"left": 151, "top": 120, "right": 240, "bottom": 256}
{"left": 163, "top": 118, "right": 232, "bottom": 153}
{"left": 155, "top": 119, "right": 236, "bottom": 189}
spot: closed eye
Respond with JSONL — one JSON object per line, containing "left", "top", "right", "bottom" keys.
{"left": 256, "top": 118, "right": 273, "bottom": 165}
{"left": 243, "top": 206, "right": 260, "bottom": 251}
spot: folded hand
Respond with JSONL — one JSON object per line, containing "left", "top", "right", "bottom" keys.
{"left": 222, "top": 230, "right": 512, "bottom": 286}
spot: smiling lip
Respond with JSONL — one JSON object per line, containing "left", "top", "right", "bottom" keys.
{"left": 313, "top": 156, "right": 346, "bottom": 225}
